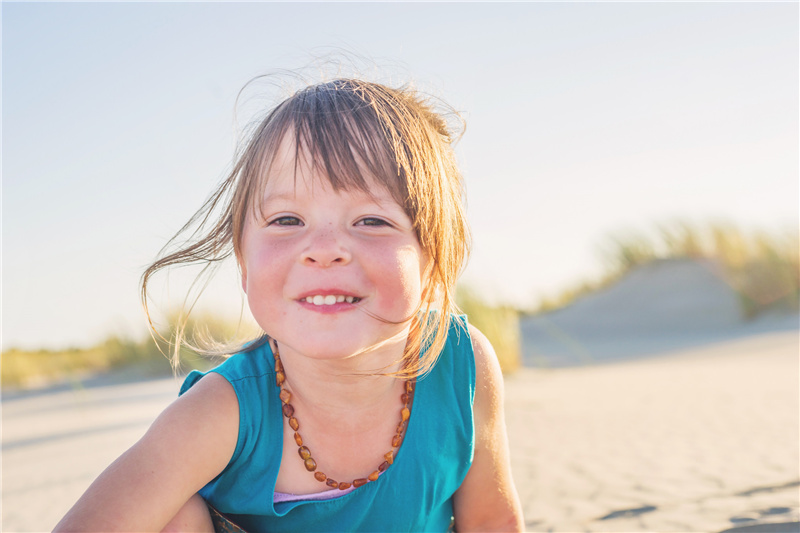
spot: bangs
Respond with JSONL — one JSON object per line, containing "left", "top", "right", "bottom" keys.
{"left": 247, "top": 80, "right": 410, "bottom": 223}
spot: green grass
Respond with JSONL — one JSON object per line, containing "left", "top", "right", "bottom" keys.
{"left": 1, "top": 337, "right": 172, "bottom": 389}
{"left": 456, "top": 287, "right": 522, "bottom": 374}
{"left": 535, "top": 221, "right": 799, "bottom": 318}
{"left": 0, "top": 313, "right": 254, "bottom": 389}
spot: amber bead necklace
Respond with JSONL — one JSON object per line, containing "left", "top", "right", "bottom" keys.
{"left": 272, "top": 341, "right": 415, "bottom": 491}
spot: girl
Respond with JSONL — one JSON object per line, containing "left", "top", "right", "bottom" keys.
{"left": 55, "top": 77, "right": 523, "bottom": 532}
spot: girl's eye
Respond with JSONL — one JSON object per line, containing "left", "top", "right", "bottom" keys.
{"left": 357, "top": 217, "right": 390, "bottom": 227}
{"left": 269, "top": 216, "right": 302, "bottom": 226}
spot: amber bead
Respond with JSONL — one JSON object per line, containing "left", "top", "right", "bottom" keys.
{"left": 396, "top": 420, "right": 407, "bottom": 434}
{"left": 401, "top": 393, "right": 410, "bottom": 404}
{"left": 378, "top": 461, "right": 389, "bottom": 472}
{"left": 405, "top": 381, "right": 414, "bottom": 394}
{"left": 274, "top": 360, "right": 283, "bottom": 373}
{"left": 338, "top": 482, "right": 351, "bottom": 490}
{"left": 289, "top": 417, "right": 299, "bottom": 431}
{"left": 384, "top": 451, "right": 394, "bottom": 465}
{"left": 392, "top": 434, "right": 403, "bottom": 448}
{"left": 304, "top": 458, "right": 317, "bottom": 471}
{"left": 314, "top": 472, "right": 327, "bottom": 482}
{"left": 298, "top": 446, "right": 311, "bottom": 460}
{"left": 368, "top": 471, "right": 380, "bottom": 482}
{"left": 294, "top": 432, "right": 303, "bottom": 446}
{"left": 326, "top": 479, "right": 339, "bottom": 489}
{"left": 276, "top": 372, "right": 285, "bottom": 386}
{"left": 400, "top": 407, "right": 410, "bottom": 422}
{"left": 352, "top": 478, "right": 368, "bottom": 488}
{"left": 282, "top": 404, "right": 295, "bottom": 418}
{"left": 279, "top": 390, "right": 291, "bottom": 403}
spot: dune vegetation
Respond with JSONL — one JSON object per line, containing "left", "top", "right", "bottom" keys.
{"left": 456, "top": 287, "right": 522, "bottom": 374}
{"left": 1, "top": 313, "right": 248, "bottom": 389}
{"left": 536, "top": 221, "right": 799, "bottom": 318}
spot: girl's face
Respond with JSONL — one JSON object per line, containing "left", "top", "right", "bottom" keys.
{"left": 239, "top": 141, "right": 427, "bottom": 361}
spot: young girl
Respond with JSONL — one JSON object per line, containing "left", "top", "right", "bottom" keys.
{"left": 55, "top": 77, "right": 524, "bottom": 532}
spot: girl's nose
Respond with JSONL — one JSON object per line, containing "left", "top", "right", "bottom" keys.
{"left": 300, "top": 226, "right": 352, "bottom": 267}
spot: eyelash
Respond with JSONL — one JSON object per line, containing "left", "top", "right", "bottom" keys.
{"left": 357, "top": 217, "right": 390, "bottom": 227}
{"left": 268, "top": 216, "right": 302, "bottom": 226}
{"left": 267, "top": 217, "right": 391, "bottom": 228}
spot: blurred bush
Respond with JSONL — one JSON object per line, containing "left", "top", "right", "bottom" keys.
{"left": 456, "top": 286, "right": 521, "bottom": 374}
{"left": 1, "top": 337, "right": 170, "bottom": 389}
{"left": 1, "top": 312, "right": 259, "bottom": 389}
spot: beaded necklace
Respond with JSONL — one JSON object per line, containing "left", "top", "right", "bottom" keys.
{"left": 272, "top": 342, "right": 415, "bottom": 490}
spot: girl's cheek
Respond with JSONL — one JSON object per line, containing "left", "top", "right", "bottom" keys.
{"left": 390, "top": 247, "right": 426, "bottom": 305}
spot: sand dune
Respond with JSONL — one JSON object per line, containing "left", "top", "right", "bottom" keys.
{"left": 514, "top": 259, "right": 798, "bottom": 531}
{"left": 521, "top": 259, "right": 798, "bottom": 367}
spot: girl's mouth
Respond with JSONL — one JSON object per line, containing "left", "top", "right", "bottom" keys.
{"left": 301, "top": 295, "right": 363, "bottom": 306}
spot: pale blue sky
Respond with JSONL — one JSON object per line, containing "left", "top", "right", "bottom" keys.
{"left": 3, "top": 2, "right": 798, "bottom": 350}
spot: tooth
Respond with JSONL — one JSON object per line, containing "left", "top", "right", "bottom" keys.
{"left": 324, "top": 295, "right": 336, "bottom": 305}
{"left": 313, "top": 295, "right": 324, "bottom": 305}
{"left": 345, "top": 296, "right": 354, "bottom": 303}
{"left": 306, "top": 297, "right": 314, "bottom": 303}
{"left": 336, "top": 295, "right": 345, "bottom": 303}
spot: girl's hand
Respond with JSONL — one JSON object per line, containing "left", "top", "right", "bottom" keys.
{"left": 53, "top": 373, "right": 239, "bottom": 532}
{"left": 453, "top": 326, "right": 525, "bottom": 532}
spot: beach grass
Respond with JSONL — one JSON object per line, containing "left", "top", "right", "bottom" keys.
{"left": 536, "top": 221, "right": 799, "bottom": 317}
{"left": 457, "top": 287, "right": 522, "bottom": 374}
{"left": 1, "top": 337, "right": 172, "bottom": 389}
{"left": 0, "top": 313, "right": 253, "bottom": 389}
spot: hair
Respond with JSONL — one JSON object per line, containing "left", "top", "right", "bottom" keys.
{"left": 141, "top": 77, "right": 470, "bottom": 379}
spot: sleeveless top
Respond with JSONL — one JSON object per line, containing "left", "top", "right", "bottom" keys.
{"left": 180, "top": 315, "right": 476, "bottom": 532}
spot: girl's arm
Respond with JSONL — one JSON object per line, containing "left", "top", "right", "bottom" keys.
{"left": 54, "top": 373, "right": 239, "bottom": 532}
{"left": 453, "top": 325, "right": 525, "bottom": 532}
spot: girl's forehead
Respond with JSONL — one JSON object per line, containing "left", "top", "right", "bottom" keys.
{"left": 259, "top": 171, "right": 398, "bottom": 211}
{"left": 258, "top": 135, "right": 400, "bottom": 206}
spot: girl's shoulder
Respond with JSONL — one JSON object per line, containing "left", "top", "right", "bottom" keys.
{"left": 178, "top": 340, "right": 279, "bottom": 475}
{"left": 180, "top": 340, "right": 275, "bottom": 396}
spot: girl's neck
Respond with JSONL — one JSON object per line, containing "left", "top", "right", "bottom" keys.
{"left": 271, "top": 338, "right": 406, "bottom": 414}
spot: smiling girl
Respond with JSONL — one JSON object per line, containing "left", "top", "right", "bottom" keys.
{"left": 55, "top": 77, "right": 523, "bottom": 532}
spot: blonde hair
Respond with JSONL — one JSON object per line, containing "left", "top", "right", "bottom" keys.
{"left": 142, "top": 78, "right": 470, "bottom": 378}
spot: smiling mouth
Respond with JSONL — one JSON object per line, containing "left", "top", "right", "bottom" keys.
{"left": 302, "top": 295, "right": 363, "bottom": 306}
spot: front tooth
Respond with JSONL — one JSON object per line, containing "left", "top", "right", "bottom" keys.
{"left": 336, "top": 295, "right": 345, "bottom": 303}
{"left": 313, "top": 295, "right": 324, "bottom": 305}
{"left": 345, "top": 296, "right": 354, "bottom": 303}
{"left": 324, "top": 295, "right": 336, "bottom": 305}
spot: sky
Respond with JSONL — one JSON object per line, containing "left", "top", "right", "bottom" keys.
{"left": 3, "top": 2, "right": 798, "bottom": 350}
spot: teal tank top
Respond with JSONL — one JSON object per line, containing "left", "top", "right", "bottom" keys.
{"left": 180, "top": 315, "right": 476, "bottom": 532}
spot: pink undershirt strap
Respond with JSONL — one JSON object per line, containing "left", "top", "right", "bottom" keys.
{"left": 272, "top": 486, "right": 354, "bottom": 504}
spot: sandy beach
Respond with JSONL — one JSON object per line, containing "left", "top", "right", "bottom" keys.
{"left": 508, "top": 329, "right": 799, "bottom": 532}
{"left": 3, "top": 327, "right": 797, "bottom": 532}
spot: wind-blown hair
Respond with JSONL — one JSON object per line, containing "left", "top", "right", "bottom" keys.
{"left": 142, "top": 78, "right": 470, "bottom": 378}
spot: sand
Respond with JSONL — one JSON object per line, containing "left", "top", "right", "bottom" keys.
{"left": 507, "top": 329, "right": 799, "bottom": 532}
{"left": 3, "top": 328, "right": 797, "bottom": 532}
